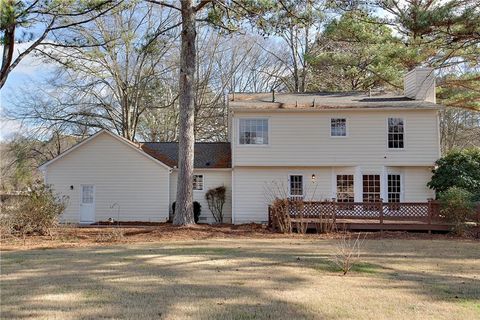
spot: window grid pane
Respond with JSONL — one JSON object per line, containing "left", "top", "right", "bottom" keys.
{"left": 239, "top": 119, "right": 268, "bottom": 145}
{"left": 193, "top": 175, "right": 203, "bottom": 190}
{"left": 336, "top": 175, "right": 354, "bottom": 202}
{"left": 387, "top": 174, "right": 401, "bottom": 203}
{"left": 289, "top": 175, "right": 303, "bottom": 197}
{"left": 331, "top": 118, "right": 347, "bottom": 136}
{"left": 388, "top": 118, "right": 404, "bottom": 148}
{"left": 362, "top": 175, "right": 381, "bottom": 202}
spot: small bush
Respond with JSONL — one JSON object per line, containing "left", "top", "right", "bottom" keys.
{"left": 333, "top": 232, "right": 366, "bottom": 275}
{"left": 269, "top": 198, "right": 292, "bottom": 233}
{"left": 439, "top": 187, "right": 475, "bottom": 235}
{"left": 1, "top": 184, "right": 68, "bottom": 237}
{"left": 172, "top": 201, "right": 201, "bottom": 223}
{"left": 205, "top": 186, "right": 226, "bottom": 223}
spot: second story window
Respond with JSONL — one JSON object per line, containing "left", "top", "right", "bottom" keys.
{"left": 239, "top": 118, "right": 268, "bottom": 145}
{"left": 331, "top": 118, "right": 347, "bottom": 137}
{"left": 388, "top": 118, "right": 404, "bottom": 149}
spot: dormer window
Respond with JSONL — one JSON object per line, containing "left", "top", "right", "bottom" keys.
{"left": 239, "top": 118, "right": 269, "bottom": 145}
{"left": 388, "top": 118, "right": 405, "bottom": 149}
{"left": 331, "top": 118, "right": 347, "bottom": 137}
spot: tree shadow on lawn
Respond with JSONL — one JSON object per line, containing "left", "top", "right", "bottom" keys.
{"left": 1, "top": 241, "right": 479, "bottom": 319}
{"left": 1, "top": 246, "right": 327, "bottom": 319}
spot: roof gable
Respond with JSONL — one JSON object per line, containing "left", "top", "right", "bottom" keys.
{"left": 39, "top": 130, "right": 172, "bottom": 171}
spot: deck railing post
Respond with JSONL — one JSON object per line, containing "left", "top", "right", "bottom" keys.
{"left": 332, "top": 198, "right": 337, "bottom": 226}
{"left": 427, "top": 199, "right": 433, "bottom": 224}
{"left": 268, "top": 205, "right": 272, "bottom": 230}
{"left": 379, "top": 198, "right": 384, "bottom": 225}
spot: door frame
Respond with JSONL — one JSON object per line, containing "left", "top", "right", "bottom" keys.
{"left": 80, "top": 184, "right": 96, "bottom": 223}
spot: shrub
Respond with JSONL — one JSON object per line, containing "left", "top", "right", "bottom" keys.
{"left": 171, "top": 201, "right": 201, "bottom": 223}
{"left": 205, "top": 186, "right": 226, "bottom": 223}
{"left": 439, "top": 187, "right": 476, "bottom": 235}
{"left": 333, "top": 232, "right": 366, "bottom": 275}
{"left": 1, "top": 184, "right": 68, "bottom": 236}
{"left": 428, "top": 148, "right": 480, "bottom": 200}
{"left": 269, "top": 198, "right": 292, "bottom": 233}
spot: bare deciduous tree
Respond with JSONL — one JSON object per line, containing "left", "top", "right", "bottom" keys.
{"left": 0, "top": 0, "right": 120, "bottom": 88}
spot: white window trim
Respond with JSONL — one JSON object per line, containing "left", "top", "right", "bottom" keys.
{"left": 330, "top": 117, "right": 349, "bottom": 138}
{"left": 193, "top": 174, "right": 204, "bottom": 191}
{"left": 288, "top": 174, "right": 305, "bottom": 198}
{"left": 236, "top": 117, "right": 270, "bottom": 147}
{"left": 386, "top": 117, "right": 406, "bottom": 150}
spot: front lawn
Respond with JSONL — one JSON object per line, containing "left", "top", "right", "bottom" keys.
{"left": 1, "top": 238, "right": 479, "bottom": 319}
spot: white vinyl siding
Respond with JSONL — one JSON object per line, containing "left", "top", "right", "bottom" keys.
{"left": 170, "top": 170, "right": 232, "bottom": 223}
{"left": 232, "top": 110, "right": 439, "bottom": 167}
{"left": 233, "top": 166, "right": 434, "bottom": 224}
{"left": 45, "top": 132, "right": 170, "bottom": 223}
{"left": 403, "top": 167, "right": 435, "bottom": 201}
{"left": 233, "top": 167, "right": 332, "bottom": 224}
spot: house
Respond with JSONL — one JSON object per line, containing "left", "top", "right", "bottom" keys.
{"left": 40, "top": 68, "right": 441, "bottom": 224}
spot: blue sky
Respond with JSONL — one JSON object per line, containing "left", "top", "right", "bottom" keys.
{"left": 0, "top": 42, "right": 56, "bottom": 140}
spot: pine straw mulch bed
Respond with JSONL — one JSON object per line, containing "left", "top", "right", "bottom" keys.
{"left": 1, "top": 222, "right": 478, "bottom": 251}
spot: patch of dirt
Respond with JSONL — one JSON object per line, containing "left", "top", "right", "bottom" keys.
{"left": 1, "top": 223, "right": 477, "bottom": 251}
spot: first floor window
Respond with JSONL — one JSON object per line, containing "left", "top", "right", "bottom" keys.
{"left": 193, "top": 175, "right": 203, "bottom": 190}
{"left": 387, "top": 174, "right": 401, "bottom": 203}
{"left": 239, "top": 118, "right": 268, "bottom": 145}
{"left": 388, "top": 117, "right": 404, "bottom": 149}
{"left": 363, "top": 175, "right": 381, "bottom": 202}
{"left": 331, "top": 118, "right": 347, "bottom": 137}
{"left": 336, "top": 175, "right": 354, "bottom": 202}
{"left": 289, "top": 175, "right": 303, "bottom": 198}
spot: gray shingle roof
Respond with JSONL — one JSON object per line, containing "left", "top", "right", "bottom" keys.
{"left": 140, "top": 142, "right": 231, "bottom": 169}
{"left": 229, "top": 92, "right": 442, "bottom": 111}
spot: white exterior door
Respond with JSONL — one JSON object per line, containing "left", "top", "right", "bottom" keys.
{"left": 80, "top": 185, "right": 95, "bottom": 223}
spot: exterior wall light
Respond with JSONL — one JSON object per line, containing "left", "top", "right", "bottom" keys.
{"left": 70, "top": 185, "right": 74, "bottom": 190}
{"left": 311, "top": 174, "right": 316, "bottom": 182}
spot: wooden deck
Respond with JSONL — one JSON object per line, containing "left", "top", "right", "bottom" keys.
{"left": 290, "top": 218, "right": 452, "bottom": 232}
{"left": 268, "top": 200, "right": 459, "bottom": 232}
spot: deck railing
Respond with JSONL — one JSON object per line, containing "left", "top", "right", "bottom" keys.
{"left": 268, "top": 199, "right": 442, "bottom": 229}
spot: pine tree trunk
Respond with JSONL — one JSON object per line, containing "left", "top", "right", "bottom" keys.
{"left": 173, "top": 0, "right": 196, "bottom": 226}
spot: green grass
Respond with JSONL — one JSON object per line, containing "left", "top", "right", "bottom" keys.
{"left": 1, "top": 238, "right": 479, "bottom": 319}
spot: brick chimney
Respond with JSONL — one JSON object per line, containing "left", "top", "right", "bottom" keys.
{"left": 404, "top": 67, "right": 436, "bottom": 103}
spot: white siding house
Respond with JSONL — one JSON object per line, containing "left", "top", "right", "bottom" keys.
{"left": 41, "top": 68, "right": 441, "bottom": 225}
{"left": 42, "top": 131, "right": 171, "bottom": 223}
{"left": 170, "top": 169, "right": 232, "bottom": 223}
